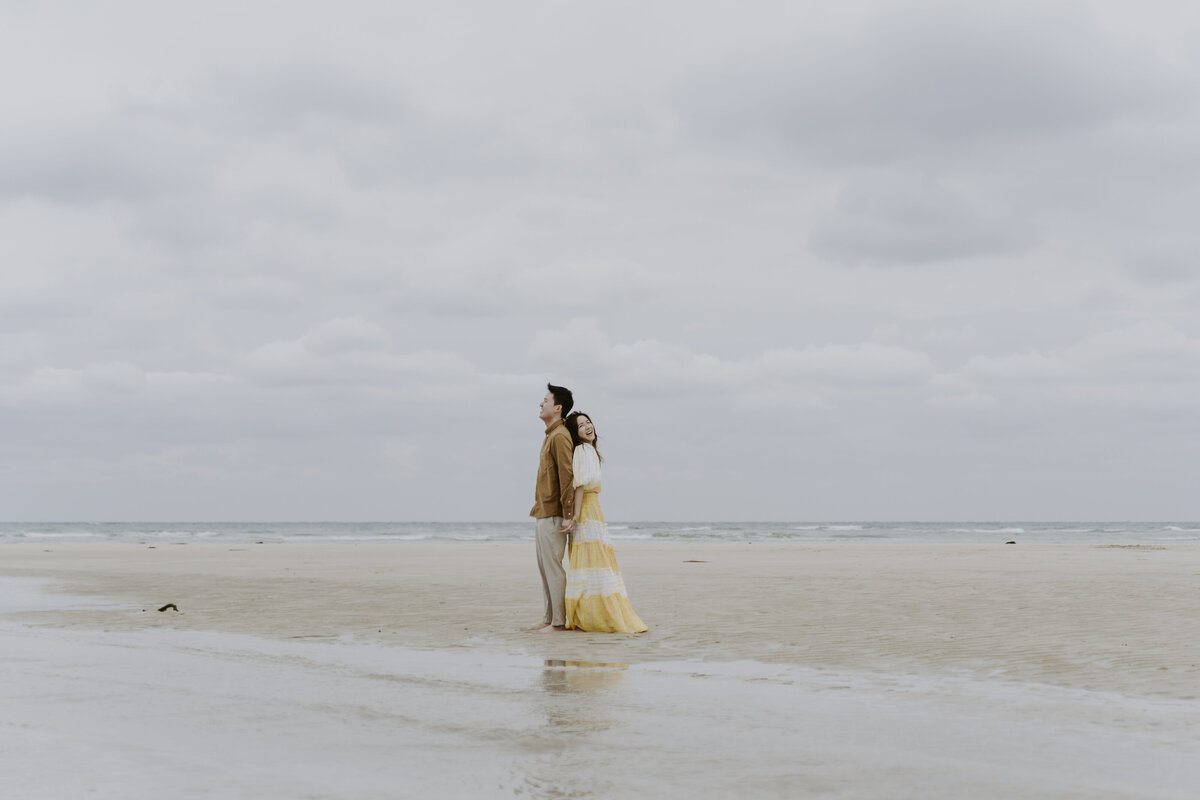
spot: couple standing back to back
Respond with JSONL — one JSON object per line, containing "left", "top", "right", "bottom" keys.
{"left": 524, "top": 383, "right": 646, "bottom": 635}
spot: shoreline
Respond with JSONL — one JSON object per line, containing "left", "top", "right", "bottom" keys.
{"left": 5, "top": 541, "right": 1200, "bottom": 798}
{"left": 3, "top": 540, "right": 1199, "bottom": 699}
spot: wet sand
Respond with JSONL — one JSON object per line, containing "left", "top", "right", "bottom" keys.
{"left": 3, "top": 541, "right": 1200, "bottom": 798}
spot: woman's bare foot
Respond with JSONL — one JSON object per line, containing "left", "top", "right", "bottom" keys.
{"left": 522, "top": 622, "right": 552, "bottom": 631}
{"left": 536, "top": 624, "right": 567, "bottom": 634}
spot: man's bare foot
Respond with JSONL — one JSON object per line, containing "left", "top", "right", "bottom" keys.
{"left": 522, "top": 622, "right": 552, "bottom": 631}
{"left": 535, "top": 624, "right": 567, "bottom": 634}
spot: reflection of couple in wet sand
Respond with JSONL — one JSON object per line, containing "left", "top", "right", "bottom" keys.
{"left": 525, "top": 383, "right": 647, "bottom": 635}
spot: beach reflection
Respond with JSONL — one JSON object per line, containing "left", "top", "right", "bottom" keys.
{"left": 538, "top": 660, "right": 627, "bottom": 712}
{"left": 513, "top": 660, "right": 630, "bottom": 798}
{"left": 543, "top": 659, "right": 628, "bottom": 675}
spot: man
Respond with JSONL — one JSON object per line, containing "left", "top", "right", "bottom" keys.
{"left": 524, "top": 382, "right": 575, "bottom": 633}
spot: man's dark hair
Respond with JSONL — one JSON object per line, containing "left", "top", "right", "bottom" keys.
{"left": 547, "top": 383, "right": 574, "bottom": 418}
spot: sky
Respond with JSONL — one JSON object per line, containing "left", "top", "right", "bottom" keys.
{"left": 3, "top": 0, "right": 1200, "bottom": 522}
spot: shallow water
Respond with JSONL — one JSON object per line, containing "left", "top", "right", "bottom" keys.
{"left": 3, "top": 628, "right": 1198, "bottom": 798}
{"left": 4, "top": 576, "right": 1199, "bottom": 799}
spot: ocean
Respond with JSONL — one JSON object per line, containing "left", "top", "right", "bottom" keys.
{"left": 2, "top": 520, "right": 1198, "bottom": 545}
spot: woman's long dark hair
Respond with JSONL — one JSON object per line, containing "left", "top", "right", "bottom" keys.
{"left": 564, "top": 411, "right": 602, "bottom": 463}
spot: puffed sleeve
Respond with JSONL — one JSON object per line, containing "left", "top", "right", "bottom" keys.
{"left": 572, "top": 444, "right": 601, "bottom": 489}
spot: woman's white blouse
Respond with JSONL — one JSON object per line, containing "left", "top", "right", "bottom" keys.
{"left": 572, "top": 443, "right": 602, "bottom": 490}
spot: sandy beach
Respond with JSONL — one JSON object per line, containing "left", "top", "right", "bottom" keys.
{"left": 3, "top": 541, "right": 1200, "bottom": 798}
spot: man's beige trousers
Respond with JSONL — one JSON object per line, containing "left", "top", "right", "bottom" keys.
{"left": 535, "top": 516, "right": 567, "bottom": 626}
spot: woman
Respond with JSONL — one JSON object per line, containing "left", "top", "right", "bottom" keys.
{"left": 561, "top": 411, "right": 647, "bottom": 633}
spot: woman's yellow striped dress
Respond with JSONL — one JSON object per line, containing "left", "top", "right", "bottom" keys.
{"left": 564, "top": 443, "right": 647, "bottom": 633}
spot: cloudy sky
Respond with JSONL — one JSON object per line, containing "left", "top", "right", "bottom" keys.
{"left": 3, "top": 0, "right": 1200, "bottom": 522}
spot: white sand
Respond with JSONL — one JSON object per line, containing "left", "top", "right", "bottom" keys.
{"left": 3, "top": 541, "right": 1200, "bottom": 798}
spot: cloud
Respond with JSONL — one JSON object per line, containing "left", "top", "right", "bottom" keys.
{"left": 751, "top": 343, "right": 936, "bottom": 383}
{"left": 5, "top": 1, "right": 1200, "bottom": 519}
{"left": 964, "top": 320, "right": 1200, "bottom": 382}
{"left": 6, "top": 362, "right": 231, "bottom": 407}
{"left": 300, "top": 316, "right": 392, "bottom": 355}
{"left": 384, "top": 439, "right": 422, "bottom": 475}
{"left": 0, "top": 123, "right": 205, "bottom": 205}
{"left": 1065, "top": 320, "right": 1200, "bottom": 381}
{"left": 135, "top": 61, "right": 537, "bottom": 186}
{"left": 0, "top": 330, "right": 44, "bottom": 369}
{"left": 810, "top": 169, "right": 1035, "bottom": 265}
{"left": 242, "top": 340, "right": 476, "bottom": 386}
{"left": 731, "top": 385, "right": 832, "bottom": 411}
{"left": 242, "top": 316, "right": 530, "bottom": 395}
{"left": 398, "top": 255, "right": 673, "bottom": 313}
{"left": 528, "top": 318, "right": 735, "bottom": 389}
{"left": 152, "top": 62, "right": 410, "bottom": 136}
{"left": 670, "top": 1, "right": 1199, "bottom": 274}
{"left": 674, "top": 1, "right": 1184, "bottom": 165}
{"left": 963, "top": 352, "right": 1065, "bottom": 380}
{"left": 929, "top": 389, "right": 996, "bottom": 408}
{"left": 529, "top": 318, "right": 936, "bottom": 398}
{"left": 212, "top": 276, "right": 300, "bottom": 307}
{"left": 944, "top": 320, "right": 1200, "bottom": 415}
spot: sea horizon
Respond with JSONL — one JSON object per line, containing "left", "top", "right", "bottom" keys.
{"left": 2, "top": 520, "right": 1198, "bottom": 546}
